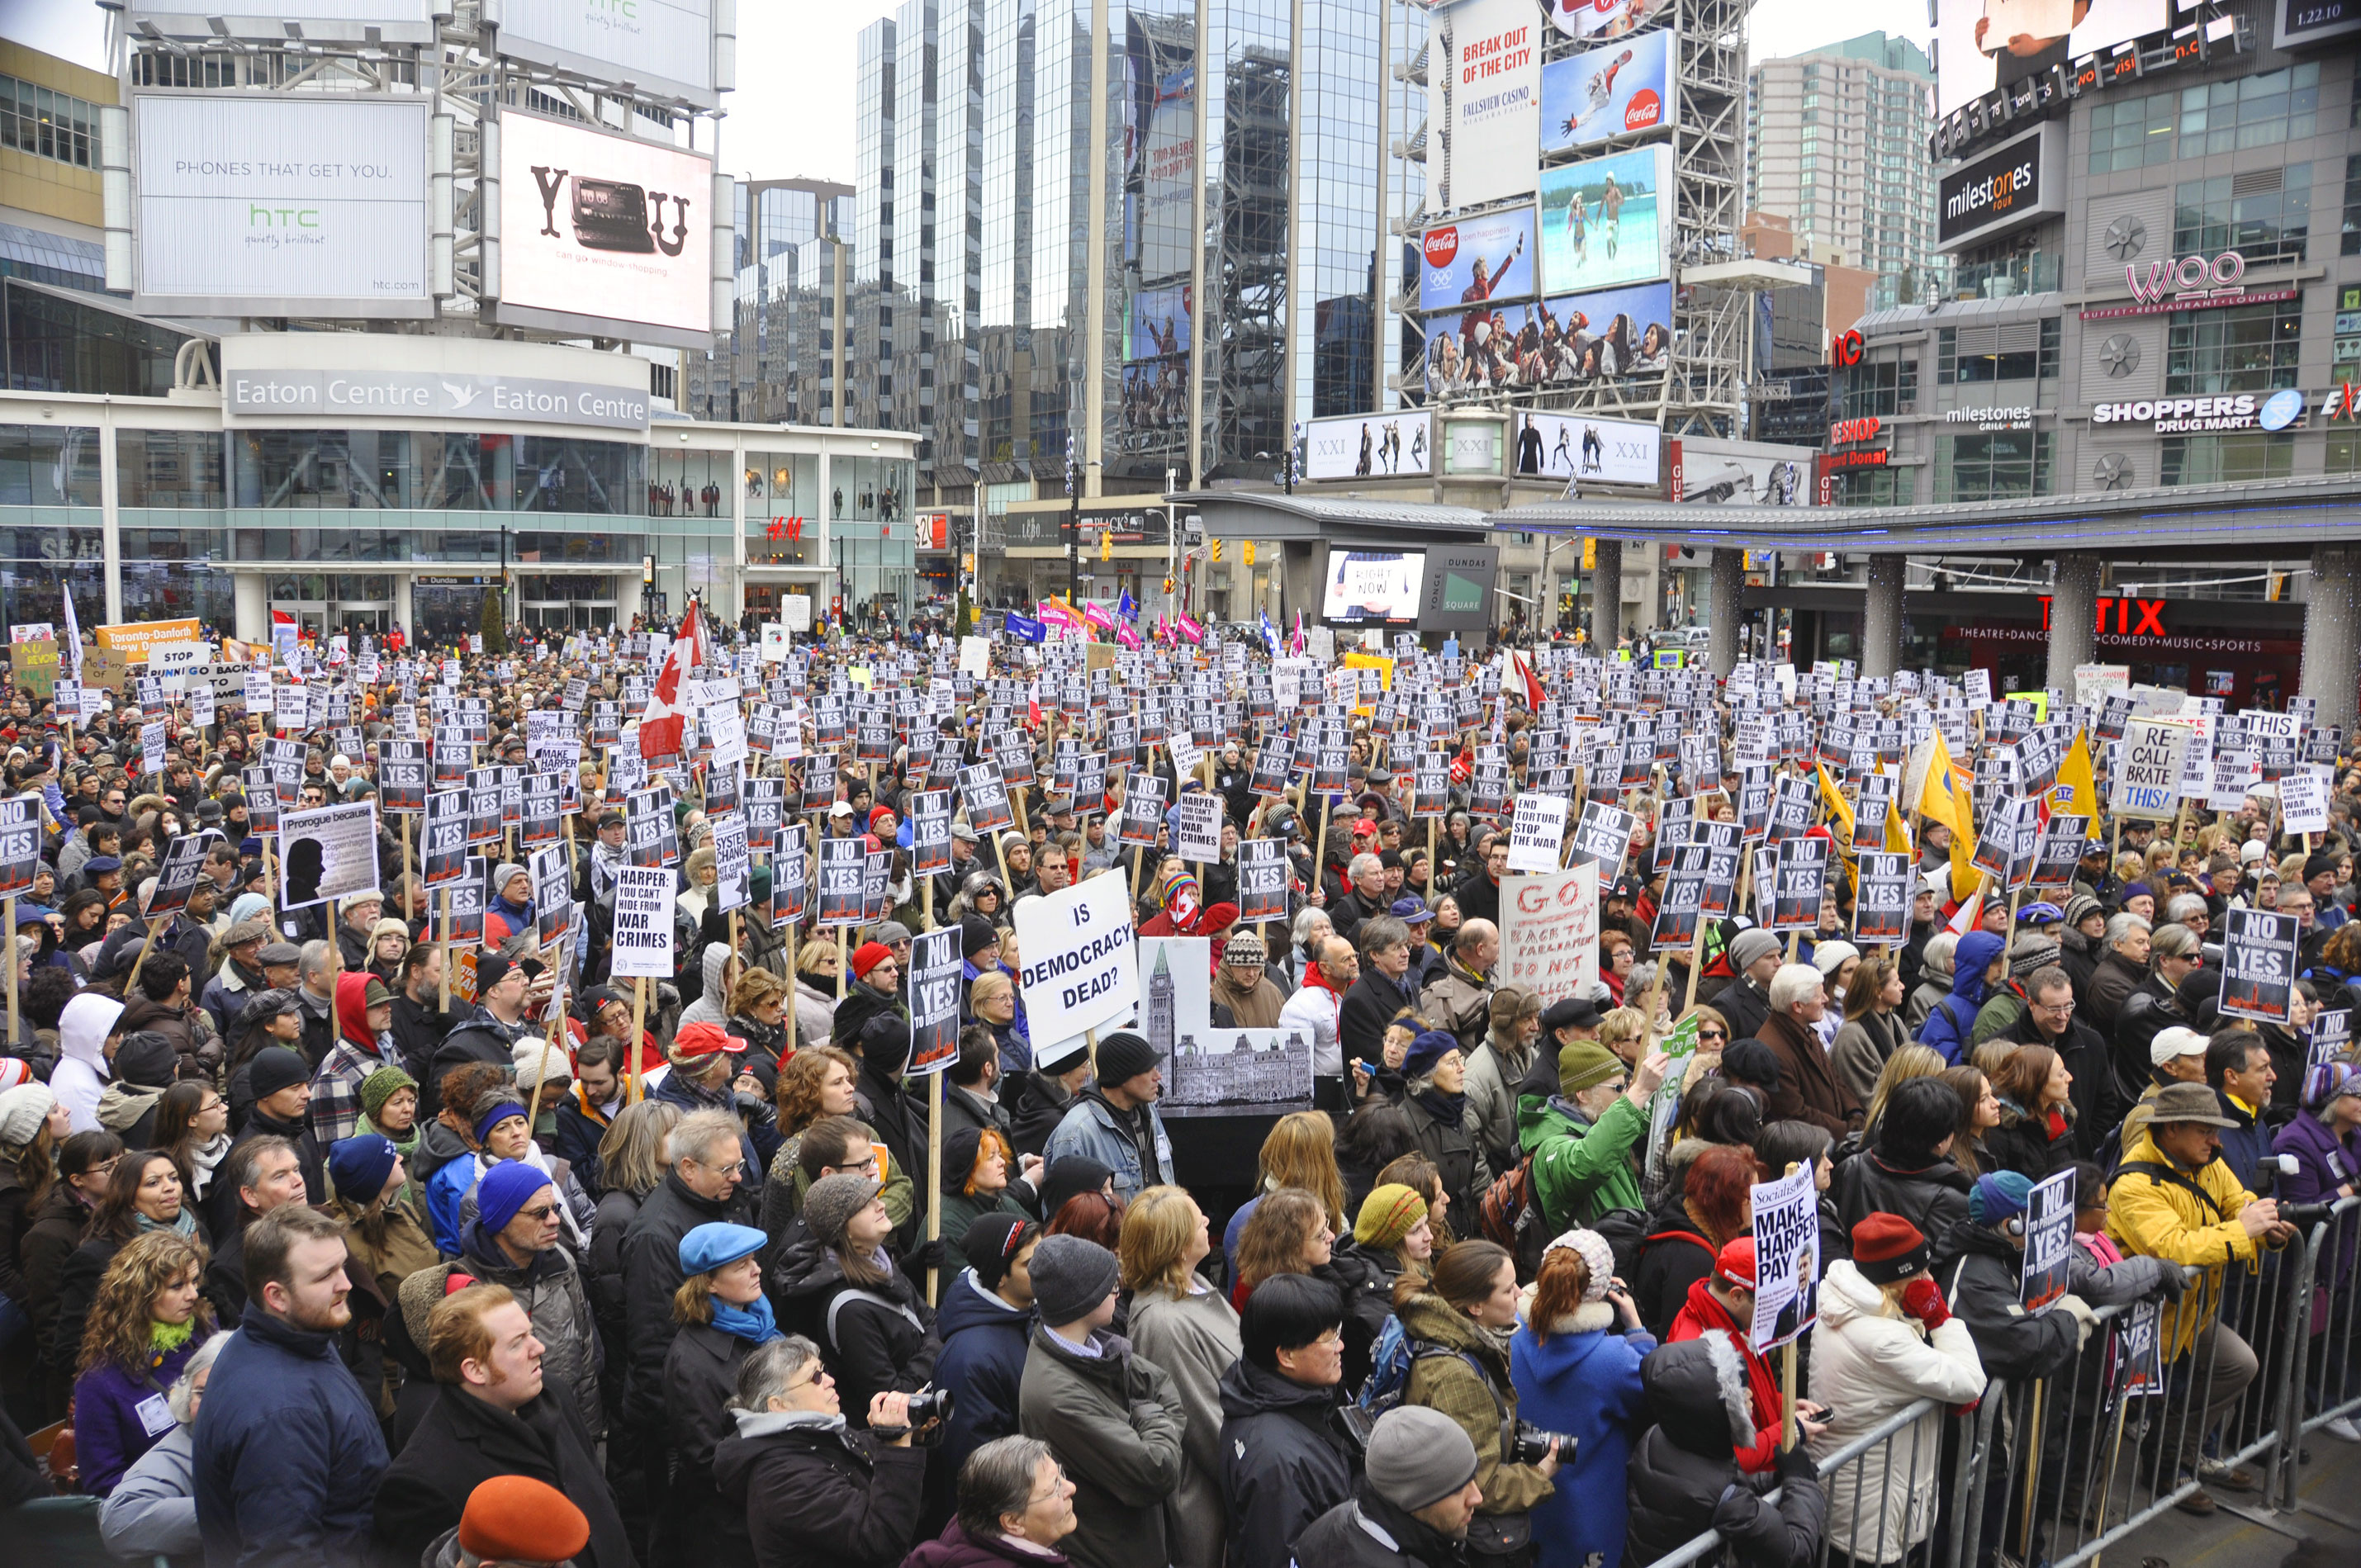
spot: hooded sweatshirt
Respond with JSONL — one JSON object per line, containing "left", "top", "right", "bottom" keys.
{"left": 1920, "top": 930, "right": 2004, "bottom": 1065}
{"left": 678, "top": 944, "right": 737, "bottom": 1031}
{"left": 55, "top": 991, "right": 124, "bottom": 1135}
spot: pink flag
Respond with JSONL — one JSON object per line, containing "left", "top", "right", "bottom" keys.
{"left": 1116, "top": 622, "right": 1142, "bottom": 650}
{"left": 1083, "top": 601, "right": 1116, "bottom": 633}
{"left": 1175, "top": 613, "right": 1204, "bottom": 644}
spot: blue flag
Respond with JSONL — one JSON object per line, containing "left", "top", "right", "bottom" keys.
{"left": 1116, "top": 588, "right": 1137, "bottom": 623}
{"left": 1003, "top": 612, "right": 1048, "bottom": 644}
{"left": 1259, "top": 609, "right": 1281, "bottom": 656}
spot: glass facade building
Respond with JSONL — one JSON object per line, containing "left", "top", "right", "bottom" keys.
{"left": 826, "top": 0, "right": 1402, "bottom": 509}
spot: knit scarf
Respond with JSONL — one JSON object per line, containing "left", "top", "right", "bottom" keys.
{"left": 151, "top": 1318, "right": 197, "bottom": 1357}
{"left": 1413, "top": 1087, "right": 1468, "bottom": 1127}
{"left": 136, "top": 1207, "right": 200, "bottom": 1239}
{"left": 184, "top": 1132, "right": 233, "bottom": 1199}
{"left": 711, "top": 1292, "right": 784, "bottom": 1346}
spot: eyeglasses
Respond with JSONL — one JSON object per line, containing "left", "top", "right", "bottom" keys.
{"left": 1696, "top": 1028, "right": 1728, "bottom": 1041}
{"left": 782, "top": 1367, "right": 832, "bottom": 1393}
{"left": 694, "top": 1157, "right": 747, "bottom": 1178}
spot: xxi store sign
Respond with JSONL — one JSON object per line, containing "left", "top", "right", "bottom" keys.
{"left": 2039, "top": 594, "right": 2169, "bottom": 638}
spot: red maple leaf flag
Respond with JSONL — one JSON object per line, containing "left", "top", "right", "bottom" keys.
{"left": 637, "top": 602, "right": 707, "bottom": 761}
{"left": 1507, "top": 649, "right": 1547, "bottom": 712}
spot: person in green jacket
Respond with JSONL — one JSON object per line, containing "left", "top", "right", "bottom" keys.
{"left": 1515, "top": 1040, "right": 1668, "bottom": 1231}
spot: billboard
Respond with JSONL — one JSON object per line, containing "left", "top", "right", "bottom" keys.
{"left": 1306, "top": 411, "right": 1434, "bottom": 480}
{"left": 1420, "top": 545, "right": 1501, "bottom": 631}
{"left": 132, "top": 94, "right": 430, "bottom": 318}
{"left": 1675, "top": 438, "right": 1814, "bottom": 505}
{"left": 1937, "top": 124, "right": 2060, "bottom": 249}
{"left": 128, "top": 1, "right": 435, "bottom": 43}
{"left": 1538, "top": 144, "right": 1672, "bottom": 296}
{"left": 1935, "top": 0, "right": 2093, "bottom": 118}
{"left": 2275, "top": 0, "right": 2361, "bottom": 47}
{"left": 1323, "top": 551, "right": 1427, "bottom": 626}
{"left": 1135, "top": 65, "right": 1197, "bottom": 282}
{"left": 1509, "top": 410, "right": 1662, "bottom": 486}
{"left": 495, "top": 110, "right": 715, "bottom": 343}
{"left": 1419, "top": 206, "right": 1538, "bottom": 315}
{"left": 1425, "top": 280, "right": 1671, "bottom": 398}
{"left": 495, "top": 0, "right": 718, "bottom": 107}
{"left": 1446, "top": 0, "right": 1542, "bottom": 208}
{"left": 1547, "top": 0, "right": 1673, "bottom": 41}
{"left": 1129, "top": 283, "right": 1192, "bottom": 359}
{"left": 2072, "top": 0, "right": 2169, "bottom": 54}
{"left": 1540, "top": 26, "right": 1672, "bottom": 154}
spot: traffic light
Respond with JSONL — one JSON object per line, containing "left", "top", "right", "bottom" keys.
{"left": 1242, "top": 540, "right": 1256, "bottom": 566}
{"left": 1164, "top": 576, "right": 1175, "bottom": 595}
{"left": 1210, "top": 538, "right": 1224, "bottom": 563}
{"left": 1099, "top": 530, "right": 1112, "bottom": 562}
{"left": 1581, "top": 538, "right": 1596, "bottom": 571}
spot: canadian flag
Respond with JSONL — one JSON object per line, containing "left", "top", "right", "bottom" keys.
{"left": 637, "top": 603, "right": 708, "bottom": 761}
{"left": 1507, "top": 649, "right": 1547, "bottom": 712}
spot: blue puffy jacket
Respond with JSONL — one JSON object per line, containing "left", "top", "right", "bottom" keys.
{"left": 923, "top": 1267, "right": 1033, "bottom": 1529}
{"left": 1920, "top": 930, "right": 2006, "bottom": 1064}
{"left": 193, "top": 1302, "right": 390, "bottom": 1568}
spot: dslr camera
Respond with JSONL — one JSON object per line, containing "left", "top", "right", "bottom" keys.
{"left": 1508, "top": 1422, "right": 1574, "bottom": 1466}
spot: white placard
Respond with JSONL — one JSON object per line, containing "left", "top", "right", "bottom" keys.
{"left": 1014, "top": 872, "right": 1141, "bottom": 1049}
{"left": 1505, "top": 792, "right": 1570, "bottom": 873}
{"left": 1173, "top": 792, "right": 1224, "bottom": 864}
{"left": 1498, "top": 867, "right": 1600, "bottom": 1004}
{"left": 2280, "top": 768, "right": 2332, "bottom": 838}
{"left": 1748, "top": 1164, "right": 1820, "bottom": 1352}
{"left": 275, "top": 798, "right": 382, "bottom": 911}
{"left": 2109, "top": 716, "right": 2189, "bottom": 821}
{"left": 609, "top": 865, "right": 679, "bottom": 978}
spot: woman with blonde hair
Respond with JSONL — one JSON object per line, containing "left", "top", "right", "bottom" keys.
{"left": 1119, "top": 1186, "right": 1240, "bottom": 1568}
{"left": 664, "top": 1221, "right": 781, "bottom": 1562}
{"left": 1234, "top": 1185, "right": 1391, "bottom": 1386}
{"left": 793, "top": 940, "right": 842, "bottom": 1045}
{"left": 1862, "top": 1044, "right": 1947, "bottom": 1135}
{"left": 71, "top": 1229, "right": 215, "bottom": 1495}
{"left": 1597, "top": 1007, "right": 1647, "bottom": 1068}
{"left": 1220, "top": 1110, "right": 1349, "bottom": 1277}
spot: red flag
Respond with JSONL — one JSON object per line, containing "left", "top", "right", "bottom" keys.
{"left": 636, "top": 604, "right": 704, "bottom": 760}
{"left": 1508, "top": 649, "right": 1546, "bottom": 712}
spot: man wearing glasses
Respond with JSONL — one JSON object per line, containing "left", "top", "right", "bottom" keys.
{"left": 1996, "top": 964, "right": 2114, "bottom": 1158}
{"left": 619, "top": 1108, "right": 756, "bottom": 1476}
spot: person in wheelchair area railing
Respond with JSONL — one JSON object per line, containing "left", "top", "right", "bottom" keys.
{"left": 2104, "top": 1081, "right": 2302, "bottom": 1511}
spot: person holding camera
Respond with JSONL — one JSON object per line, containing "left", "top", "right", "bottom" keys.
{"left": 711, "top": 1333, "right": 931, "bottom": 1568}
{"left": 1391, "top": 1239, "right": 1560, "bottom": 1566}
{"left": 1509, "top": 1230, "right": 1654, "bottom": 1568}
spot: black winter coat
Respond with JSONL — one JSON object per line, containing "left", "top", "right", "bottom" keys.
{"left": 420, "top": 1010, "right": 527, "bottom": 1120}
{"left": 1291, "top": 1483, "right": 1472, "bottom": 1568}
{"left": 1216, "top": 1358, "right": 1356, "bottom": 1568}
{"left": 1625, "top": 1428, "right": 1823, "bottom": 1568}
{"left": 663, "top": 1320, "right": 762, "bottom": 1568}
{"left": 369, "top": 1379, "right": 632, "bottom": 1568}
{"left": 770, "top": 1233, "right": 941, "bottom": 1426}
{"left": 620, "top": 1172, "right": 741, "bottom": 1431}
{"left": 1004, "top": 1069, "right": 1075, "bottom": 1158}
{"left": 1629, "top": 1196, "right": 1719, "bottom": 1343}
{"left": 587, "top": 1184, "right": 642, "bottom": 1421}
{"left": 1997, "top": 1011, "right": 2114, "bottom": 1159}
{"left": 711, "top": 1414, "right": 930, "bottom": 1568}
{"left": 1399, "top": 1091, "right": 1491, "bottom": 1237}
{"left": 1936, "top": 1222, "right": 2081, "bottom": 1385}
{"left": 1831, "top": 1149, "right": 1972, "bottom": 1244}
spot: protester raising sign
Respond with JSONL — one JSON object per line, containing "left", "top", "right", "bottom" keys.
{"left": 2219, "top": 907, "right": 2300, "bottom": 1025}
{"left": 1499, "top": 868, "right": 1600, "bottom": 1005}
{"left": 2020, "top": 1168, "right": 2074, "bottom": 1315}
{"left": 1237, "top": 838, "right": 1291, "bottom": 926}
{"left": 609, "top": 866, "right": 677, "bottom": 978}
{"left": 1016, "top": 872, "right": 1140, "bottom": 1051}
{"left": 1748, "top": 1164, "right": 1819, "bottom": 1352}
{"left": 908, "top": 926, "right": 965, "bottom": 1076}
{"left": 276, "top": 800, "right": 380, "bottom": 912}
{"left": 1505, "top": 792, "right": 1570, "bottom": 874}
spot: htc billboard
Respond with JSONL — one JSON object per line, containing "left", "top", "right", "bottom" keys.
{"left": 131, "top": 94, "right": 432, "bottom": 319}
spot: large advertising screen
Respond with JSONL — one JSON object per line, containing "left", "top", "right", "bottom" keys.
{"left": 1937, "top": 124, "right": 2060, "bottom": 249}
{"left": 1425, "top": 279, "right": 1671, "bottom": 398}
{"left": 133, "top": 94, "right": 430, "bottom": 318}
{"left": 1548, "top": 0, "right": 1672, "bottom": 41}
{"left": 2274, "top": 0, "right": 2361, "bottom": 48}
{"left": 495, "top": 111, "right": 714, "bottom": 343}
{"left": 1538, "top": 144, "right": 1671, "bottom": 297}
{"left": 1936, "top": 0, "right": 2095, "bottom": 118}
{"left": 1323, "top": 550, "right": 1427, "bottom": 626}
{"left": 1540, "top": 26, "right": 1672, "bottom": 154}
{"left": 129, "top": 2, "right": 435, "bottom": 43}
{"left": 1306, "top": 411, "right": 1434, "bottom": 480}
{"left": 1446, "top": 0, "right": 1542, "bottom": 208}
{"left": 1419, "top": 206, "right": 1538, "bottom": 315}
{"left": 1508, "top": 410, "right": 1661, "bottom": 487}
{"left": 1134, "top": 64, "right": 1197, "bottom": 282}
{"left": 2072, "top": 0, "right": 2168, "bottom": 54}
{"left": 495, "top": 0, "right": 718, "bottom": 107}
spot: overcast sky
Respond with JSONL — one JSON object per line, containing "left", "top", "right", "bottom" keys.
{"left": 2, "top": 0, "right": 1932, "bottom": 186}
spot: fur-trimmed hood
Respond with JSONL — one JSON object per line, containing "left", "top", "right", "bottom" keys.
{"left": 1640, "top": 1329, "right": 1757, "bottom": 1457}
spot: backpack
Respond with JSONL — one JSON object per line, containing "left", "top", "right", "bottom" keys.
{"left": 1356, "top": 1315, "right": 1418, "bottom": 1414}
{"left": 1591, "top": 1206, "right": 1657, "bottom": 1280}
{"left": 1477, "top": 1153, "right": 1553, "bottom": 1280}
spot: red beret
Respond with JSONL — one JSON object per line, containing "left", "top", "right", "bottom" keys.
{"left": 457, "top": 1476, "right": 589, "bottom": 1564}
{"left": 851, "top": 940, "right": 894, "bottom": 979}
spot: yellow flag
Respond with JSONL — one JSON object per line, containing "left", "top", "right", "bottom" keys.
{"left": 1912, "top": 729, "right": 1980, "bottom": 902}
{"left": 1817, "top": 762, "right": 1854, "bottom": 847}
{"left": 2051, "top": 733, "right": 2100, "bottom": 835}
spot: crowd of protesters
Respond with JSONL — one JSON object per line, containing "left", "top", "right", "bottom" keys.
{"left": 0, "top": 605, "right": 2352, "bottom": 1568}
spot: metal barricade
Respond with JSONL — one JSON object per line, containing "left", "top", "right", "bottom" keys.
{"left": 2271, "top": 1195, "right": 2361, "bottom": 1516}
{"left": 1635, "top": 1397, "right": 1944, "bottom": 1568}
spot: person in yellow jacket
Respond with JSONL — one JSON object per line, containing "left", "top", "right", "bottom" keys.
{"left": 2105, "top": 1081, "right": 2297, "bottom": 1512}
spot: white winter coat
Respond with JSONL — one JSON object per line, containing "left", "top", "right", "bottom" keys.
{"left": 1812, "top": 1259, "right": 1987, "bottom": 1564}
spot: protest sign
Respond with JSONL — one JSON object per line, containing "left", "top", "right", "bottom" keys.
{"left": 531, "top": 844, "right": 573, "bottom": 945}
{"left": 1771, "top": 836, "right": 1829, "bottom": 932}
{"left": 909, "top": 790, "right": 952, "bottom": 877}
{"left": 1174, "top": 793, "right": 1225, "bottom": 865}
{"left": 1852, "top": 850, "right": 1912, "bottom": 945}
{"left": 609, "top": 866, "right": 678, "bottom": 978}
{"left": 710, "top": 814, "right": 751, "bottom": 915}
{"left": 816, "top": 836, "right": 868, "bottom": 928}
{"left": 1572, "top": 801, "right": 1636, "bottom": 880}
{"left": 1651, "top": 846, "right": 1709, "bottom": 953}
{"left": 908, "top": 927, "right": 965, "bottom": 1075}
{"left": 0, "top": 800, "right": 39, "bottom": 897}
{"left": 1748, "top": 1165, "right": 1820, "bottom": 1352}
{"left": 1238, "top": 839, "right": 1291, "bottom": 926}
{"left": 1015, "top": 873, "right": 1140, "bottom": 1049}
{"left": 276, "top": 800, "right": 380, "bottom": 911}
{"left": 1505, "top": 793, "right": 1570, "bottom": 874}
{"left": 2021, "top": 1168, "right": 2074, "bottom": 1315}
{"left": 142, "top": 832, "right": 212, "bottom": 919}
{"left": 1120, "top": 775, "right": 1169, "bottom": 848}
{"left": 2308, "top": 1007, "right": 2351, "bottom": 1068}
{"left": 1499, "top": 869, "right": 1600, "bottom": 1005}
{"left": 959, "top": 763, "right": 1016, "bottom": 837}
{"left": 421, "top": 791, "right": 467, "bottom": 887}
{"left": 2219, "top": 907, "right": 2299, "bottom": 1025}
{"left": 2281, "top": 769, "right": 2332, "bottom": 838}
{"left": 771, "top": 825, "right": 809, "bottom": 926}
{"left": 2111, "top": 718, "right": 2189, "bottom": 820}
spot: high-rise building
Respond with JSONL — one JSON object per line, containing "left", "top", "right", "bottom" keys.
{"left": 1746, "top": 32, "right": 1941, "bottom": 291}
{"left": 825, "top": 0, "right": 1409, "bottom": 511}
{"left": 688, "top": 178, "right": 856, "bottom": 427}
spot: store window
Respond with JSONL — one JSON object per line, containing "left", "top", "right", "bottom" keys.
{"left": 1834, "top": 467, "right": 1904, "bottom": 508}
{"left": 0, "top": 424, "right": 100, "bottom": 505}
{"left": 1836, "top": 356, "right": 1917, "bottom": 420}
{"left": 1935, "top": 430, "right": 2048, "bottom": 503}
{"left": 2161, "top": 433, "right": 2294, "bottom": 486}
{"left": 646, "top": 449, "right": 733, "bottom": 519}
{"left": 1938, "top": 319, "right": 2058, "bottom": 384}
{"left": 2344, "top": 154, "right": 2361, "bottom": 256}
{"left": 2173, "top": 165, "right": 2310, "bottom": 266}
{"left": 2088, "top": 89, "right": 2178, "bottom": 173}
{"left": 2178, "top": 62, "right": 2318, "bottom": 159}
{"left": 2164, "top": 296, "right": 2303, "bottom": 396}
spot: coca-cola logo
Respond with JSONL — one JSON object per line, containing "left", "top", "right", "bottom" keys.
{"left": 1624, "top": 89, "right": 1662, "bottom": 132}
{"left": 1423, "top": 226, "right": 1460, "bottom": 269}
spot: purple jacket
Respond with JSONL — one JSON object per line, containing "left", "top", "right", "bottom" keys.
{"left": 2273, "top": 1112, "right": 2361, "bottom": 1287}
{"left": 71, "top": 1329, "right": 211, "bottom": 1495}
